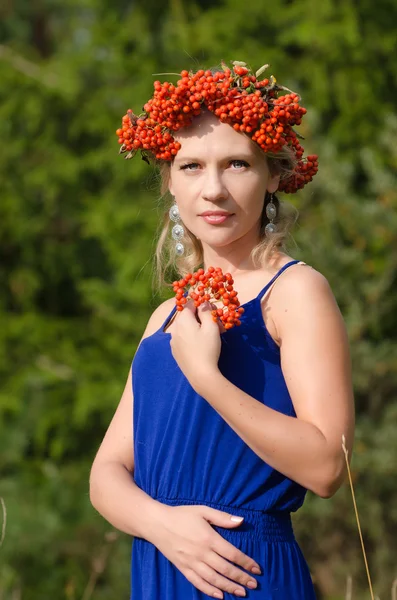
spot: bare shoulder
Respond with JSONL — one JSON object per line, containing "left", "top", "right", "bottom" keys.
{"left": 270, "top": 263, "right": 345, "bottom": 340}
{"left": 141, "top": 297, "right": 176, "bottom": 340}
{"left": 276, "top": 263, "right": 335, "bottom": 302}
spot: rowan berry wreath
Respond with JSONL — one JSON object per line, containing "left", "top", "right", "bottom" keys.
{"left": 116, "top": 60, "right": 318, "bottom": 194}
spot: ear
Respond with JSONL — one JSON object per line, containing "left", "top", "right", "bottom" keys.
{"left": 267, "top": 172, "right": 281, "bottom": 194}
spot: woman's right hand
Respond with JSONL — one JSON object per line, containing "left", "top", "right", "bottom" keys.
{"left": 148, "top": 504, "right": 260, "bottom": 598}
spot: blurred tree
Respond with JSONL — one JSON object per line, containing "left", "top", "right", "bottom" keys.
{"left": 0, "top": 0, "right": 396, "bottom": 598}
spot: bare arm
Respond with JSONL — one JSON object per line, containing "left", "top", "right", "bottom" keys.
{"left": 89, "top": 298, "right": 175, "bottom": 540}
{"left": 171, "top": 266, "right": 355, "bottom": 499}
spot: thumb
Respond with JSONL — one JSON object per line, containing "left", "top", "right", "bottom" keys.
{"left": 184, "top": 296, "right": 196, "bottom": 313}
{"left": 201, "top": 506, "right": 244, "bottom": 528}
{"left": 197, "top": 301, "right": 217, "bottom": 326}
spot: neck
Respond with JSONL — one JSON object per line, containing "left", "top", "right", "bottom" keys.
{"left": 201, "top": 228, "right": 261, "bottom": 277}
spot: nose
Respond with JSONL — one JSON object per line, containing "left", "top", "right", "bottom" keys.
{"left": 201, "top": 167, "right": 228, "bottom": 202}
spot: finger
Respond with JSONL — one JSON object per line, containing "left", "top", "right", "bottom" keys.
{"left": 209, "top": 303, "right": 226, "bottom": 334}
{"left": 197, "top": 301, "right": 212, "bottom": 314}
{"left": 197, "top": 302, "right": 218, "bottom": 328}
{"left": 208, "top": 552, "right": 258, "bottom": 590}
{"left": 176, "top": 298, "right": 199, "bottom": 327}
{"left": 183, "top": 568, "right": 225, "bottom": 599}
{"left": 212, "top": 537, "right": 261, "bottom": 575}
{"left": 217, "top": 320, "right": 226, "bottom": 334}
{"left": 194, "top": 561, "right": 248, "bottom": 596}
{"left": 200, "top": 506, "right": 245, "bottom": 529}
{"left": 183, "top": 297, "right": 196, "bottom": 314}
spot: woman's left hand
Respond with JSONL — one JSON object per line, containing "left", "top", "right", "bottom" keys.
{"left": 169, "top": 301, "right": 222, "bottom": 392}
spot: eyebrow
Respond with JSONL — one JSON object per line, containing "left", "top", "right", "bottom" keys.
{"left": 174, "top": 153, "right": 255, "bottom": 163}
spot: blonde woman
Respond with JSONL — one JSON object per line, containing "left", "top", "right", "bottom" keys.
{"left": 89, "top": 62, "right": 354, "bottom": 599}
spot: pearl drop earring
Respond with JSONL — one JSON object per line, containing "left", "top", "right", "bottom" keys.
{"left": 169, "top": 201, "right": 185, "bottom": 256}
{"left": 265, "top": 193, "right": 277, "bottom": 235}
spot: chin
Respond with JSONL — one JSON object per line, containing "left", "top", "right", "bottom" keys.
{"left": 198, "top": 235, "right": 242, "bottom": 249}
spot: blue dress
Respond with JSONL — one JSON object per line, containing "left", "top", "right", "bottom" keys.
{"left": 131, "top": 259, "right": 317, "bottom": 599}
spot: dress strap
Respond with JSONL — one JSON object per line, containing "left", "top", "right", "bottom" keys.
{"left": 160, "top": 290, "right": 188, "bottom": 332}
{"left": 256, "top": 259, "right": 304, "bottom": 301}
{"left": 160, "top": 304, "right": 177, "bottom": 332}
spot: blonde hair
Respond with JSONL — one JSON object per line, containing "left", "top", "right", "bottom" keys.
{"left": 153, "top": 143, "right": 299, "bottom": 292}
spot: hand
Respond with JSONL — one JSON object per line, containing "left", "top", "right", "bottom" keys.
{"left": 169, "top": 301, "right": 222, "bottom": 391}
{"left": 149, "top": 504, "right": 260, "bottom": 598}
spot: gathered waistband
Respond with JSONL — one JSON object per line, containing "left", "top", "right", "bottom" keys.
{"left": 155, "top": 496, "right": 295, "bottom": 543}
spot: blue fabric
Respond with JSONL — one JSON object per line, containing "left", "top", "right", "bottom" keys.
{"left": 131, "top": 259, "right": 316, "bottom": 599}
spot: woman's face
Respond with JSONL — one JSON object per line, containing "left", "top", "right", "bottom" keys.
{"left": 168, "top": 111, "right": 280, "bottom": 252}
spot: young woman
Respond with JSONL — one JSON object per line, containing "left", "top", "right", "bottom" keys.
{"left": 89, "top": 62, "right": 355, "bottom": 599}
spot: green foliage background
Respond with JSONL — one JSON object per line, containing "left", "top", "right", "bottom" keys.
{"left": 1, "top": 1, "right": 396, "bottom": 598}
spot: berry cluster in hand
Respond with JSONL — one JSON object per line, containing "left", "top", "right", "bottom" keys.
{"left": 173, "top": 267, "right": 245, "bottom": 330}
{"left": 116, "top": 61, "right": 318, "bottom": 193}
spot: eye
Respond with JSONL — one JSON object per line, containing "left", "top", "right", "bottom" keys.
{"left": 180, "top": 162, "right": 200, "bottom": 171}
{"left": 230, "top": 159, "right": 249, "bottom": 169}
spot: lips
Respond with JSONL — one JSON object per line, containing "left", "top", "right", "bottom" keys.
{"left": 199, "top": 210, "right": 233, "bottom": 223}
{"left": 200, "top": 211, "right": 232, "bottom": 217}
{"left": 200, "top": 212, "right": 233, "bottom": 224}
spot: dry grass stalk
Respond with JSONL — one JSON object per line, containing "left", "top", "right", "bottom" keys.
{"left": 342, "top": 435, "right": 375, "bottom": 600}
{"left": 392, "top": 578, "right": 397, "bottom": 600}
{"left": 0, "top": 497, "right": 6, "bottom": 549}
{"left": 81, "top": 531, "right": 118, "bottom": 600}
{"left": 345, "top": 574, "right": 353, "bottom": 600}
